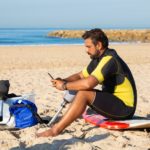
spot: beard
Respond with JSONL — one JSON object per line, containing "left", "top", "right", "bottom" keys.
{"left": 88, "top": 50, "right": 100, "bottom": 59}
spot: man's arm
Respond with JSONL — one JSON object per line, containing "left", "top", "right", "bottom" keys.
{"left": 64, "top": 56, "right": 118, "bottom": 91}
{"left": 63, "top": 71, "right": 84, "bottom": 82}
{"left": 65, "top": 75, "right": 98, "bottom": 90}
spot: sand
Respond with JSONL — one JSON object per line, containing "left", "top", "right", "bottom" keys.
{"left": 0, "top": 43, "right": 150, "bottom": 150}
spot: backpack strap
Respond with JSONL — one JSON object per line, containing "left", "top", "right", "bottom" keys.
{"left": 26, "top": 104, "right": 45, "bottom": 124}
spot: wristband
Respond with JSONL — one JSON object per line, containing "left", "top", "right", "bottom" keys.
{"left": 62, "top": 82, "right": 67, "bottom": 90}
{"left": 62, "top": 79, "right": 67, "bottom": 83}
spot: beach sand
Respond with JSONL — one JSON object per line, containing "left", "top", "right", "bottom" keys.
{"left": 0, "top": 44, "right": 150, "bottom": 150}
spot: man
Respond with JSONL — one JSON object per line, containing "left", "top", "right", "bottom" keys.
{"left": 37, "top": 28, "right": 137, "bottom": 137}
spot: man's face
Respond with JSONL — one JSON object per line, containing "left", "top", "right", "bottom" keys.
{"left": 84, "top": 38, "right": 101, "bottom": 59}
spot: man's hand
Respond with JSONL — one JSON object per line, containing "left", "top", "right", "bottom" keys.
{"left": 51, "top": 79, "right": 66, "bottom": 90}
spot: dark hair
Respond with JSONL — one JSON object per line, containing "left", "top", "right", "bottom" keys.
{"left": 82, "top": 28, "right": 109, "bottom": 48}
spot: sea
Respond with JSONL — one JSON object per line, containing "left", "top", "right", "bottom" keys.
{"left": 0, "top": 28, "right": 84, "bottom": 46}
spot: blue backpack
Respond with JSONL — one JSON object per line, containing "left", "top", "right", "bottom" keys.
{"left": 9, "top": 99, "right": 42, "bottom": 128}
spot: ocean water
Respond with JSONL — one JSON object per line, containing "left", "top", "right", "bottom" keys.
{"left": 0, "top": 28, "right": 83, "bottom": 46}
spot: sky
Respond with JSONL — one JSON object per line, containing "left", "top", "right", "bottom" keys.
{"left": 0, "top": 0, "right": 150, "bottom": 29}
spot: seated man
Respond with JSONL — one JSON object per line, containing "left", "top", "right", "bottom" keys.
{"left": 37, "top": 28, "right": 137, "bottom": 137}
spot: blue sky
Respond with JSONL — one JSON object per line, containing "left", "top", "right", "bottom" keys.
{"left": 0, "top": 0, "right": 150, "bottom": 29}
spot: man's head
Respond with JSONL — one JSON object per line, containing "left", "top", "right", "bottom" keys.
{"left": 82, "top": 28, "right": 109, "bottom": 59}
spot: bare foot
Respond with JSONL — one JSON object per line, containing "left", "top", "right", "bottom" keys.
{"left": 36, "top": 127, "right": 59, "bottom": 137}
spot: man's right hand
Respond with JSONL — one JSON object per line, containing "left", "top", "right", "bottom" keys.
{"left": 51, "top": 79, "right": 67, "bottom": 91}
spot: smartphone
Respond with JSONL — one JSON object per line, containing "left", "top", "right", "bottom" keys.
{"left": 48, "top": 72, "right": 54, "bottom": 79}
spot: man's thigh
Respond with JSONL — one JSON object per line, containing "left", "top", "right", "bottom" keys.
{"left": 90, "top": 90, "right": 134, "bottom": 120}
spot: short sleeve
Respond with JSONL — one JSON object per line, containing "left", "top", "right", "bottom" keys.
{"left": 91, "top": 56, "right": 117, "bottom": 83}
{"left": 82, "top": 66, "right": 89, "bottom": 78}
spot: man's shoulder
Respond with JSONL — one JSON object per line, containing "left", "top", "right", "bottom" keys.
{"left": 104, "top": 48, "right": 118, "bottom": 57}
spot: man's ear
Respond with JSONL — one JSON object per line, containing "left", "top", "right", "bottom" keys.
{"left": 96, "top": 42, "right": 103, "bottom": 50}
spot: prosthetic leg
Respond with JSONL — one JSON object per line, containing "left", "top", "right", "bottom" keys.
{"left": 47, "top": 90, "right": 76, "bottom": 126}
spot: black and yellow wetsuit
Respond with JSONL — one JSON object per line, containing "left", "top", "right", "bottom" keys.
{"left": 82, "top": 48, "right": 137, "bottom": 120}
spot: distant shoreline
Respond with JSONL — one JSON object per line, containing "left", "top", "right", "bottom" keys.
{"left": 48, "top": 29, "right": 150, "bottom": 43}
{"left": 0, "top": 43, "right": 84, "bottom": 47}
{"left": 1, "top": 42, "right": 150, "bottom": 47}
{"left": 0, "top": 28, "right": 150, "bottom": 45}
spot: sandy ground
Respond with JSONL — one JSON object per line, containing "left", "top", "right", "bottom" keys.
{"left": 0, "top": 44, "right": 150, "bottom": 150}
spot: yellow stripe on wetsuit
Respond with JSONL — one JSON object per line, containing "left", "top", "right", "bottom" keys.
{"left": 113, "top": 77, "right": 134, "bottom": 107}
{"left": 82, "top": 67, "right": 89, "bottom": 78}
{"left": 91, "top": 56, "right": 112, "bottom": 83}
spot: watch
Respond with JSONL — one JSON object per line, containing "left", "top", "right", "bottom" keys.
{"left": 62, "top": 81, "right": 67, "bottom": 90}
